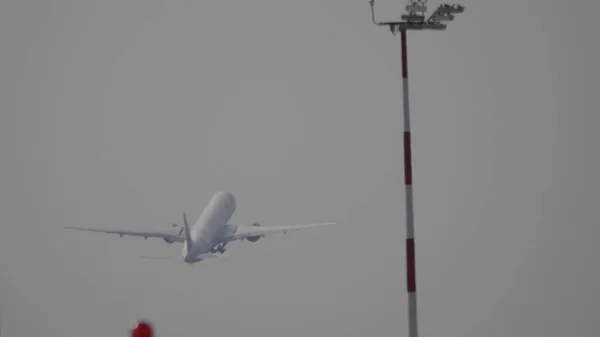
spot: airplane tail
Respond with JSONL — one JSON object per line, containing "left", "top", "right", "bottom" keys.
{"left": 183, "top": 212, "right": 193, "bottom": 253}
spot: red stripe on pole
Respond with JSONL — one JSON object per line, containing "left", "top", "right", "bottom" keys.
{"left": 401, "top": 30, "right": 408, "bottom": 79}
{"left": 406, "top": 238, "right": 416, "bottom": 292}
{"left": 403, "top": 131, "right": 413, "bottom": 185}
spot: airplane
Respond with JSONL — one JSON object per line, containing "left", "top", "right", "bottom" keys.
{"left": 65, "top": 191, "right": 336, "bottom": 264}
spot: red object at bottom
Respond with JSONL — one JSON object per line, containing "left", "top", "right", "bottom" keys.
{"left": 131, "top": 320, "right": 154, "bottom": 337}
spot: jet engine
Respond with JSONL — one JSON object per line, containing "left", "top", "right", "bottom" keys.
{"left": 163, "top": 223, "right": 181, "bottom": 243}
{"left": 245, "top": 222, "right": 261, "bottom": 242}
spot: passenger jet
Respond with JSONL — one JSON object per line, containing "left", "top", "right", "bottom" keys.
{"left": 65, "top": 191, "right": 336, "bottom": 264}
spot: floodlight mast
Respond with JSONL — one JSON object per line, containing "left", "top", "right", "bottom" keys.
{"left": 369, "top": 2, "right": 464, "bottom": 337}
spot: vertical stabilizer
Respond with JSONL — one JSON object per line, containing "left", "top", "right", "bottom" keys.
{"left": 183, "top": 212, "right": 193, "bottom": 253}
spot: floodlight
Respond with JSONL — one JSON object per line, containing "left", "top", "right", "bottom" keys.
{"left": 402, "top": 14, "right": 426, "bottom": 21}
{"left": 422, "top": 22, "right": 447, "bottom": 30}
{"left": 431, "top": 13, "right": 454, "bottom": 21}
{"left": 405, "top": 4, "right": 427, "bottom": 13}
{"left": 436, "top": 4, "right": 464, "bottom": 14}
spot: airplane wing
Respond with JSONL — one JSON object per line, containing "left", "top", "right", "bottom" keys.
{"left": 223, "top": 222, "right": 336, "bottom": 243}
{"left": 64, "top": 226, "right": 185, "bottom": 242}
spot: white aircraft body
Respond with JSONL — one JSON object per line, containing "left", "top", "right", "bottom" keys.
{"left": 65, "top": 191, "right": 335, "bottom": 264}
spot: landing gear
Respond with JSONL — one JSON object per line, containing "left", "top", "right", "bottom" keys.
{"left": 210, "top": 243, "right": 227, "bottom": 254}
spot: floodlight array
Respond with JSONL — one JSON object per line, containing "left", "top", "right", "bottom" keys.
{"left": 369, "top": 0, "right": 464, "bottom": 34}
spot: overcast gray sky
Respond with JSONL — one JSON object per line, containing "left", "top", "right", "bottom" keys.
{"left": 1, "top": 0, "right": 599, "bottom": 336}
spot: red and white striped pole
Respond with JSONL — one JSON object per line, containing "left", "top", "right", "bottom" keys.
{"left": 401, "top": 29, "right": 418, "bottom": 337}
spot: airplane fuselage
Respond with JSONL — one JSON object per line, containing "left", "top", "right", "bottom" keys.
{"left": 183, "top": 191, "right": 237, "bottom": 264}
